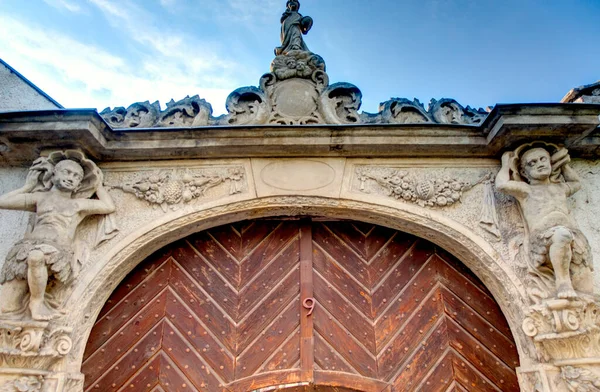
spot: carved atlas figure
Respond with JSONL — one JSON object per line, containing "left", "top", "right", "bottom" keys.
{"left": 496, "top": 142, "right": 593, "bottom": 303}
{"left": 0, "top": 151, "right": 116, "bottom": 321}
{"left": 275, "top": 0, "right": 313, "bottom": 55}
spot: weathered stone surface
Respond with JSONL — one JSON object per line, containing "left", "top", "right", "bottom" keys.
{"left": 562, "top": 80, "right": 600, "bottom": 104}
{"left": 1, "top": 0, "right": 600, "bottom": 389}
{"left": 496, "top": 143, "right": 593, "bottom": 303}
{"left": 0, "top": 151, "right": 116, "bottom": 322}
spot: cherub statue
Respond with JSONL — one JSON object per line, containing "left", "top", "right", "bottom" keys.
{"left": 0, "top": 151, "right": 116, "bottom": 321}
{"left": 496, "top": 143, "right": 593, "bottom": 302}
{"left": 275, "top": 0, "right": 313, "bottom": 56}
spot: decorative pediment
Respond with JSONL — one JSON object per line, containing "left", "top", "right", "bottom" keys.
{"left": 99, "top": 0, "right": 488, "bottom": 129}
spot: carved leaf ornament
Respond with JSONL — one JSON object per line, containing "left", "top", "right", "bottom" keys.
{"left": 111, "top": 168, "right": 245, "bottom": 212}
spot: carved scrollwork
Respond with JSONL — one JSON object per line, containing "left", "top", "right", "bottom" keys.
{"left": 562, "top": 366, "right": 600, "bottom": 391}
{"left": 522, "top": 297, "right": 600, "bottom": 362}
{"left": 0, "top": 322, "right": 73, "bottom": 372}
{"left": 0, "top": 377, "right": 43, "bottom": 392}
{"left": 221, "top": 87, "right": 270, "bottom": 125}
{"left": 355, "top": 166, "right": 488, "bottom": 208}
{"left": 110, "top": 167, "right": 246, "bottom": 212}
{"left": 379, "top": 98, "right": 432, "bottom": 124}
{"left": 319, "top": 83, "right": 362, "bottom": 124}
{"left": 100, "top": 101, "right": 160, "bottom": 128}
{"left": 158, "top": 95, "right": 212, "bottom": 127}
{"left": 429, "top": 98, "right": 488, "bottom": 125}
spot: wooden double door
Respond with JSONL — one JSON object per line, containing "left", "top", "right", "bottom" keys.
{"left": 83, "top": 219, "right": 520, "bottom": 391}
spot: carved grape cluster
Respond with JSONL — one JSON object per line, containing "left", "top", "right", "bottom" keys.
{"left": 358, "top": 167, "right": 469, "bottom": 208}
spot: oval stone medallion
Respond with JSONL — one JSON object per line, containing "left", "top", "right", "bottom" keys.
{"left": 261, "top": 160, "right": 336, "bottom": 191}
{"left": 272, "top": 79, "right": 319, "bottom": 117}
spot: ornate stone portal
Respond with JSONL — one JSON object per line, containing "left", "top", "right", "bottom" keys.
{"left": 1, "top": 1, "right": 600, "bottom": 391}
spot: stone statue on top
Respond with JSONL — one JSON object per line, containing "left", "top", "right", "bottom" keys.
{"left": 275, "top": 0, "right": 313, "bottom": 56}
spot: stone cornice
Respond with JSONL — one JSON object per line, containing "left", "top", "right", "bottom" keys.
{"left": 0, "top": 104, "right": 598, "bottom": 165}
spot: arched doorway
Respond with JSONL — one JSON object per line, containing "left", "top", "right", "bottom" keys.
{"left": 82, "top": 218, "right": 520, "bottom": 391}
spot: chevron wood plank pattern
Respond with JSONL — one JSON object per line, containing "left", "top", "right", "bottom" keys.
{"left": 83, "top": 219, "right": 519, "bottom": 392}
{"left": 311, "top": 221, "right": 519, "bottom": 392}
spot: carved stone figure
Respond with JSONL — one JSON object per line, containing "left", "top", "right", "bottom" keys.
{"left": 275, "top": 0, "right": 313, "bottom": 56}
{"left": 496, "top": 143, "right": 593, "bottom": 302}
{"left": 0, "top": 151, "right": 115, "bottom": 321}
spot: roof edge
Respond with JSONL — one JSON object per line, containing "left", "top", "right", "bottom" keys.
{"left": 0, "top": 58, "right": 64, "bottom": 109}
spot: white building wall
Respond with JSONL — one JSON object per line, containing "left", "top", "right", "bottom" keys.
{"left": 0, "top": 61, "right": 61, "bottom": 112}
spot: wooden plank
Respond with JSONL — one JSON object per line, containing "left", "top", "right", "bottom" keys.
{"left": 440, "top": 287, "right": 519, "bottom": 369}
{"left": 225, "top": 370, "right": 303, "bottom": 392}
{"left": 374, "top": 258, "right": 437, "bottom": 351}
{"left": 238, "top": 237, "right": 300, "bottom": 318}
{"left": 98, "top": 247, "right": 173, "bottom": 319}
{"left": 313, "top": 271, "right": 376, "bottom": 353}
{"left": 236, "top": 300, "right": 300, "bottom": 379}
{"left": 260, "top": 327, "right": 301, "bottom": 373}
{"left": 371, "top": 240, "right": 435, "bottom": 317}
{"left": 313, "top": 244, "right": 373, "bottom": 317}
{"left": 377, "top": 289, "right": 444, "bottom": 381}
{"left": 451, "top": 353, "right": 503, "bottom": 392}
{"left": 313, "top": 304, "right": 378, "bottom": 379}
{"left": 299, "top": 219, "right": 314, "bottom": 381}
{"left": 165, "top": 289, "right": 235, "bottom": 383}
{"left": 85, "top": 322, "right": 165, "bottom": 391}
{"left": 313, "top": 371, "right": 390, "bottom": 392}
{"left": 161, "top": 322, "right": 226, "bottom": 391}
{"left": 312, "top": 223, "right": 370, "bottom": 287}
{"left": 169, "top": 266, "right": 237, "bottom": 353}
{"left": 85, "top": 259, "right": 172, "bottom": 357}
{"left": 314, "top": 332, "right": 357, "bottom": 374}
{"left": 435, "top": 254, "right": 513, "bottom": 339}
{"left": 116, "top": 355, "right": 161, "bottom": 392}
{"left": 171, "top": 242, "right": 238, "bottom": 319}
{"left": 414, "top": 351, "right": 455, "bottom": 392}
{"left": 391, "top": 320, "right": 449, "bottom": 392}
{"left": 83, "top": 290, "right": 168, "bottom": 385}
{"left": 446, "top": 318, "right": 520, "bottom": 391}
{"left": 239, "top": 222, "right": 300, "bottom": 287}
{"left": 237, "top": 270, "right": 300, "bottom": 351}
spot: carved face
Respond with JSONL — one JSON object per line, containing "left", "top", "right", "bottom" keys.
{"left": 520, "top": 148, "right": 552, "bottom": 181}
{"left": 52, "top": 160, "right": 84, "bottom": 192}
{"left": 441, "top": 103, "right": 463, "bottom": 124}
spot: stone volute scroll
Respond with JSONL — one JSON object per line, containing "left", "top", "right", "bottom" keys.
{"left": 496, "top": 142, "right": 600, "bottom": 389}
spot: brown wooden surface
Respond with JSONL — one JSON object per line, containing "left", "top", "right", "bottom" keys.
{"left": 83, "top": 219, "right": 520, "bottom": 391}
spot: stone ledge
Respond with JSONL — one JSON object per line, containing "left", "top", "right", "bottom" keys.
{"left": 0, "top": 104, "right": 598, "bottom": 165}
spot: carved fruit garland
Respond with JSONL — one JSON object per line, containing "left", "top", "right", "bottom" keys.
{"left": 111, "top": 168, "right": 245, "bottom": 212}
{"left": 356, "top": 167, "right": 489, "bottom": 208}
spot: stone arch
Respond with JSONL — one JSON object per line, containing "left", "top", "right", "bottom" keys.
{"left": 65, "top": 196, "right": 535, "bottom": 373}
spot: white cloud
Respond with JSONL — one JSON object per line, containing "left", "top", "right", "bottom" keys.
{"left": 0, "top": 14, "right": 240, "bottom": 114}
{"left": 43, "top": 0, "right": 83, "bottom": 13}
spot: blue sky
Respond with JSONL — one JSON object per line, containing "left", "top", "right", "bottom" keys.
{"left": 0, "top": 0, "right": 598, "bottom": 115}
